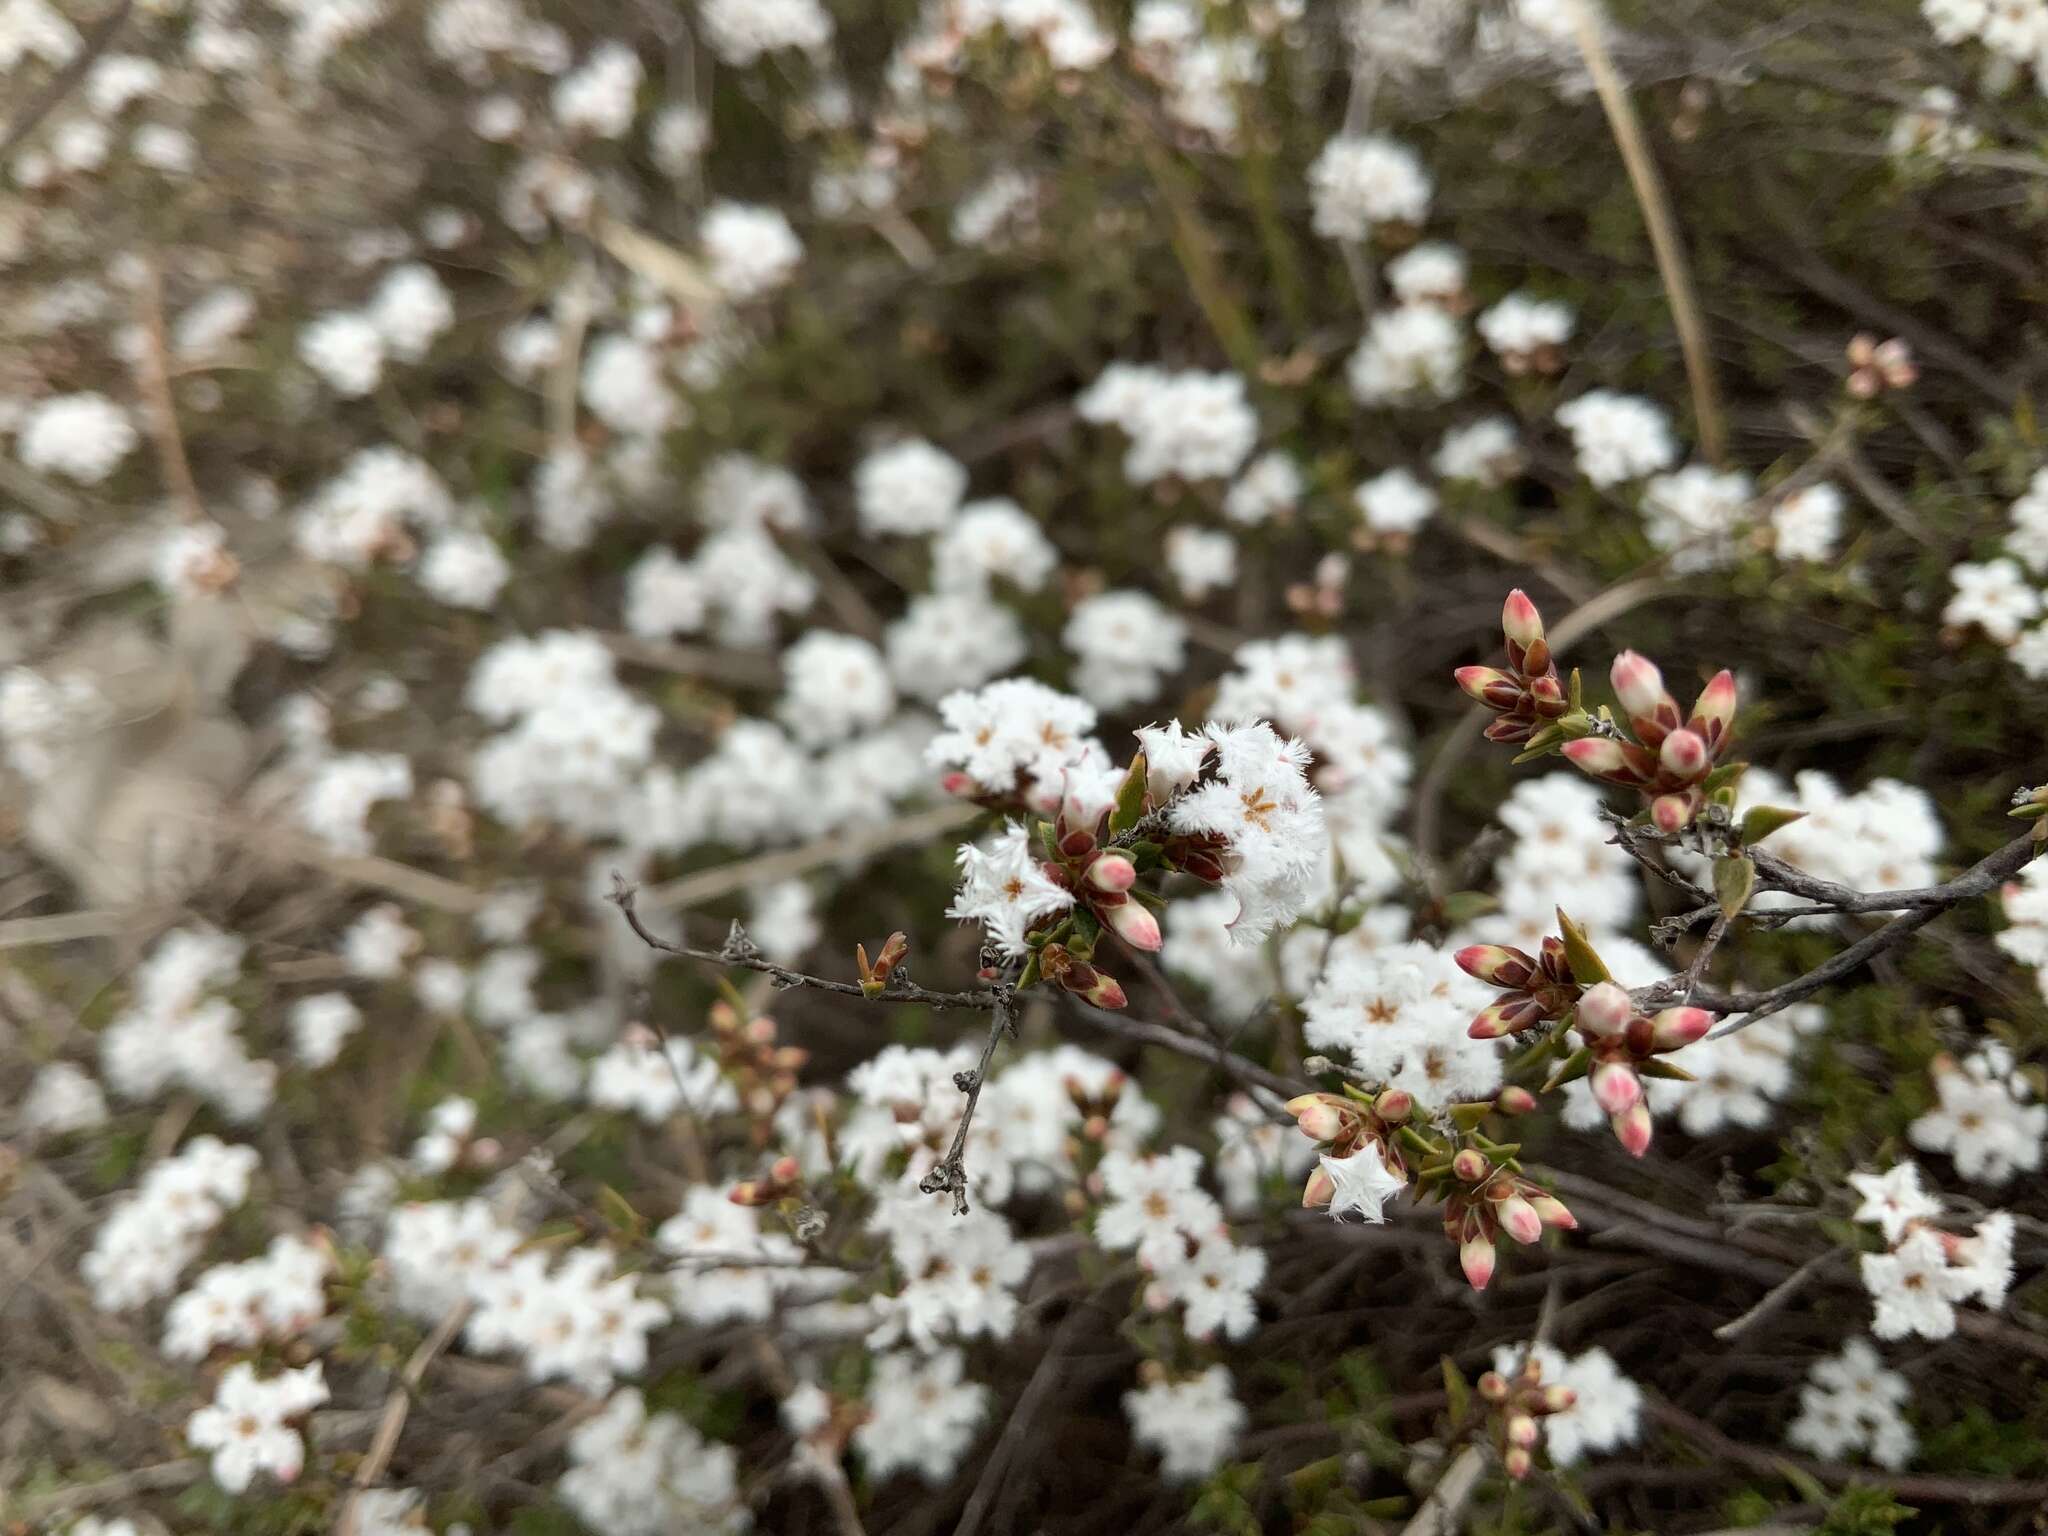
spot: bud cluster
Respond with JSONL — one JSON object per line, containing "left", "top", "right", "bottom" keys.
{"left": 705, "top": 1000, "right": 811, "bottom": 1139}
{"left": 1289, "top": 1085, "right": 1416, "bottom": 1205}
{"left": 1477, "top": 1354, "right": 1578, "bottom": 1481}
{"left": 1455, "top": 589, "right": 1574, "bottom": 746}
{"left": 1560, "top": 648, "right": 1737, "bottom": 833}
{"left": 1550, "top": 980, "right": 1711, "bottom": 1158}
{"left": 1845, "top": 332, "right": 1917, "bottom": 399}
{"left": 1456, "top": 922, "right": 1585, "bottom": 1040}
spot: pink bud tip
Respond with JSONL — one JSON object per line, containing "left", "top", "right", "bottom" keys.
{"left": 1452, "top": 1147, "right": 1491, "bottom": 1183}
{"left": 1499, "top": 1195, "right": 1544, "bottom": 1246}
{"left": 1086, "top": 853, "right": 1138, "bottom": 893}
{"left": 1690, "top": 669, "right": 1738, "bottom": 738}
{"left": 1658, "top": 727, "right": 1709, "bottom": 780}
{"left": 1286, "top": 1094, "right": 1346, "bottom": 1142}
{"left": 1576, "top": 982, "right": 1633, "bottom": 1038}
{"left": 1609, "top": 650, "right": 1668, "bottom": 719}
{"left": 1478, "top": 1370, "right": 1509, "bottom": 1401}
{"left": 1302, "top": 1167, "right": 1336, "bottom": 1208}
{"left": 1088, "top": 974, "right": 1129, "bottom": 1010}
{"left": 1456, "top": 943, "right": 1533, "bottom": 987}
{"left": 1455, "top": 665, "right": 1519, "bottom": 707}
{"left": 1503, "top": 1446, "right": 1533, "bottom": 1481}
{"left": 1612, "top": 1101, "right": 1654, "bottom": 1158}
{"left": 1591, "top": 1060, "right": 1643, "bottom": 1116}
{"left": 1650, "top": 793, "right": 1691, "bottom": 833}
{"left": 939, "top": 770, "right": 977, "bottom": 798}
{"left": 1507, "top": 1412, "right": 1540, "bottom": 1448}
{"left": 1650, "top": 1006, "right": 1713, "bottom": 1051}
{"left": 1103, "top": 900, "right": 1163, "bottom": 952}
{"left": 1374, "top": 1088, "right": 1414, "bottom": 1124}
{"left": 1495, "top": 1086, "right": 1539, "bottom": 1116}
{"left": 1543, "top": 1384, "right": 1577, "bottom": 1414}
{"left": 1561, "top": 736, "right": 1627, "bottom": 776}
{"left": 1460, "top": 1234, "right": 1497, "bottom": 1291}
{"left": 1530, "top": 1195, "right": 1577, "bottom": 1230}
{"left": 1502, "top": 589, "right": 1544, "bottom": 647}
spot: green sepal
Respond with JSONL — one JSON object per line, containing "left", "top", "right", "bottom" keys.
{"left": 1554, "top": 908, "right": 1611, "bottom": 984}
{"left": 1108, "top": 751, "right": 1149, "bottom": 835}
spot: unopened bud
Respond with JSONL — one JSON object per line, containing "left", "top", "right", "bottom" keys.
{"left": 1503, "top": 1445, "right": 1533, "bottom": 1481}
{"left": 1498, "top": 1195, "right": 1543, "bottom": 1246}
{"left": 1689, "top": 669, "right": 1737, "bottom": 742}
{"left": 1658, "top": 727, "right": 1709, "bottom": 779}
{"left": 1609, "top": 650, "right": 1668, "bottom": 720}
{"left": 1456, "top": 944, "right": 1535, "bottom": 988}
{"left": 1542, "top": 1385, "right": 1577, "bottom": 1414}
{"left": 1527, "top": 673, "right": 1566, "bottom": 711}
{"left": 1452, "top": 1148, "right": 1491, "bottom": 1183}
{"left": 1374, "top": 1088, "right": 1414, "bottom": 1124}
{"left": 1651, "top": 792, "right": 1692, "bottom": 833}
{"left": 939, "top": 770, "right": 978, "bottom": 798}
{"left": 1086, "top": 853, "right": 1138, "bottom": 893}
{"left": 1530, "top": 1195, "right": 1577, "bottom": 1230}
{"left": 1478, "top": 1370, "right": 1510, "bottom": 1401}
{"left": 1495, "top": 1086, "right": 1538, "bottom": 1115}
{"left": 1460, "top": 1233, "right": 1497, "bottom": 1291}
{"left": 1561, "top": 736, "right": 1628, "bottom": 777}
{"left": 1102, "top": 900, "right": 1163, "bottom": 952}
{"left": 1591, "top": 1060, "right": 1642, "bottom": 1115}
{"left": 1059, "top": 826, "right": 1096, "bottom": 860}
{"left": 1285, "top": 1093, "right": 1349, "bottom": 1142}
{"left": 1456, "top": 665, "right": 1521, "bottom": 708}
{"left": 1649, "top": 1006, "right": 1713, "bottom": 1052}
{"left": 1469, "top": 997, "right": 1542, "bottom": 1039}
{"left": 1506, "top": 1412, "right": 1540, "bottom": 1449}
{"left": 1612, "top": 1101, "right": 1654, "bottom": 1158}
{"left": 1502, "top": 588, "right": 1545, "bottom": 649}
{"left": 1576, "top": 982, "right": 1633, "bottom": 1038}
{"left": 1302, "top": 1165, "right": 1336, "bottom": 1208}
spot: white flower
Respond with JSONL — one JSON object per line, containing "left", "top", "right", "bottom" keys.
{"left": 1064, "top": 589, "right": 1189, "bottom": 709}
{"left": 885, "top": 594, "right": 1026, "bottom": 701}
{"left": 1354, "top": 467, "right": 1438, "bottom": 534}
{"left": 1862, "top": 1227, "right": 1972, "bottom": 1340}
{"left": 289, "top": 992, "right": 363, "bottom": 1069}
{"left": 856, "top": 438, "right": 967, "bottom": 537}
{"left": 947, "top": 821, "right": 1074, "bottom": 957}
{"left": 299, "top": 311, "right": 386, "bottom": 397}
{"left": 1848, "top": 1161, "right": 1942, "bottom": 1243}
{"left": 1347, "top": 304, "right": 1463, "bottom": 405}
{"left": 699, "top": 0, "right": 833, "bottom": 65}
{"left": 1434, "top": 417, "right": 1522, "bottom": 485}
{"left": 1946, "top": 558, "right": 2041, "bottom": 646}
{"left": 1319, "top": 1141, "right": 1407, "bottom": 1223}
{"left": 702, "top": 201, "right": 802, "bottom": 301}
{"left": 1308, "top": 133, "right": 1432, "bottom": 240}
{"left": 186, "top": 1362, "right": 327, "bottom": 1493}
{"left": 1167, "top": 722, "right": 1328, "bottom": 943}
{"left": 1224, "top": 450, "right": 1303, "bottom": 525}
{"left": 1555, "top": 390, "right": 1678, "bottom": 486}
{"left": 778, "top": 630, "right": 895, "bottom": 745}
{"left": 368, "top": 262, "right": 453, "bottom": 361}
{"left": 15, "top": 393, "right": 137, "bottom": 483}
{"left": 1773, "top": 481, "right": 1845, "bottom": 562}
{"left": 552, "top": 40, "right": 643, "bottom": 139}
{"left": 932, "top": 498, "right": 1058, "bottom": 593}
{"left": 1476, "top": 291, "right": 1573, "bottom": 361}
{"left": 1643, "top": 464, "right": 1757, "bottom": 573}
{"left": 852, "top": 1350, "right": 988, "bottom": 1483}
{"left": 1124, "top": 1365, "right": 1246, "bottom": 1482}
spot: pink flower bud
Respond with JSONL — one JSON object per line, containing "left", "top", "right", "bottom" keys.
{"left": 1498, "top": 1195, "right": 1544, "bottom": 1246}
{"left": 1609, "top": 650, "right": 1668, "bottom": 720}
{"left": 1452, "top": 1147, "right": 1491, "bottom": 1183}
{"left": 1468, "top": 1001, "right": 1528, "bottom": 1040}
{"left": 1649, "top": 1006, "right": 1713, "bottom": 1052}
{"left": 939, "top": 770, "right": 978, "bottom": 798}
{"left": 1506, "top": 1412, "right": 1540, "bottom": 1448}
{"left": 1542, "top": 1384, "right": 1577, "bottom": 1414}
{"left": 1455, "top": 944, "right": 1535, "bottom": 987}
{"left": 1302, "top": 1166, "right": 1336, "bottom": 1208}
{"left": 1455, "top": 665, "right": 1522, "bottom": 708}
{"left": 1495, "top": 1086, "right": 1539, "bottom": 1115}
{"left": 1658, "top": 727, "right": 1709, "bottom": 779}
{"left": 1650, "top": 792, "right": 1691, "bottom": 833}
{"left": 1591, "top": 1060, "right": 1642, "bottom": 1115}
{"left": 1284, "top": 1093, "right": 1348, "bottom": 1142}
{"left": 1576, "top": 982, "right": 1633, "bottom": 1038}
{"left": 1502, "top": 588, "right": 1545, "bottom": 648}
{"left": 1503, "top": 1445, "right": 1533, "bottom": 1482}
{"left": 1086, "top": 853, "right": 1138, "bottom": 892}
{"left": 1374, "top": 1088, "right": 1414, "bottom": 1124}
{"left": 1530, "top": 1195, "right": 1577, "bottom": 1230}
{"left": 1689, "top": 669, "right": 1737, "bottom": 742}
{"left": 1102, "top": 900, "right": 1163, "bottom": 952}
{"left": 1612, "top": 1101, "right": 1654, "bottom": 1158}
{"left": 1561, "top": 736, "right": 1629, "bottom": 777}
{"left": 1478, "top": 1370, "right": 1510, "bottom": 1402}
{"left": 1460, "top": 1232, "right": 1497, "bottom": 1291}
{"left": 1527, "top": 673, "right": 1567, "bottom": 710}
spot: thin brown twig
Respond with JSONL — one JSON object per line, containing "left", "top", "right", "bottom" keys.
{"left": 340, "top": 1300, "right": 473, "bottom": 1532}
{"left": 133, "top": 258, "right": 206, "bottom": 524}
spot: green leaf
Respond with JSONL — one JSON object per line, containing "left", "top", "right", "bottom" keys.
{"left": 1541, "top": 1045, "right": 1593, "bottom": 1093}
{"left": 1108, "top": 750, "right": 1149, "bottom": 835}
{"left": 1714, "top": 854, "right": 1756, "bottom": 919}
{"left": 1440, "top": 1355, "right": 1471, "bottom": 1423}
{"left": 1554, "top": 908, "right": 1611, "bottom": 983}
{"left": 1638, "top": 1057, "right": 1697, "bottom": 1082}
{"left": 1703, "top": 761, "right": 1749, "bottom": 793}
{"left": 1739, "top": 804, "right": 1807, "bottom": 845}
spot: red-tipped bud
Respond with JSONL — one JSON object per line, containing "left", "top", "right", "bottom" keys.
{"left": 1502, "top": 1445, "right": 1533, "bottom": 1481}
{"left": 1374, "top": 1088, "right": 1414, "bottom": 1124}
{"left": 1478, "top": 1370, "right": 1510, "bottom": 1402}
{"left": 1456, "top": 944, "right": 1536, "bottom": 988}
{"left": 1456, "top": 665, "right": 1522, "bottom": 708}
{"left": 1086, "top": 853, "right": 1138, "bottom": 892}
{"left": 1650, "top": 792, "right": 1691, "bottom": 833}
{"left": 1530, "top": 1195, "right": 1577, "bottom": 1230}
{"left": 1612, "top": 1101, "right": 1653, "bottom": 1157}
{"left": 1506, "top": 1412, "right": 1540, "bottom": 1449}
{"left": 1102, "top": 900, "right": 1163, "bottom": 952}
{"left": 1498, "top": 1195, "right": 1544, "bottom": 1246}
{"left": 939, "top": 770, "right": 977, "bottom": 798}
{"left": 1452, "top": 1148, "right": 1491, "bottom": 1183}
{"left": 1609, "top": 650, "right": 1669, "bottom": 720}
{"left": 1469, "top": 997, "right": 1543, "bottom": 1039}
{"left": 1285, "top": 1093, "right": 1350, "bottom": 1142}
{"left": 1575, "top": 982, "right": 1633, "bottom": 1039}
{"left": 1689, "top": 669, "right": 1737, "bottom": 742}
{"left": 1527, "top": 673, "right": 1567, "bottom": 710}
{"left": 1461, "top": 1233, "right": 1497, "bottom": 1291}
{"left": 1561, "top": 736, "right": 1629, "bottom": 777}
{"left": 1061, "top": 962, "right": 1128, "bottom": 1010}
{"left": 1658, "top": 727, "right": 1709, "bottom": 780}
{"left": 1541, "top": 1384, "right": 1577, "bottom": 1414}
{"left": 1495, "top": 1086, "right": 1539, "bottom": 1116}
{"left": 1302, "top": 1165, "right": 1336, "bottom": 1208}
{"left": 1502, "top": 589, "right": 1545, "bottom": 648}
{"left": 1649, "top": 1006, "right": 1713, "bottom": 1052}
{"left": 1591, "top": 1060, "right": 1642, "bottom": 1115}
